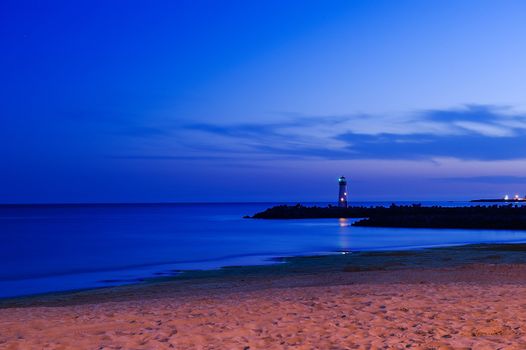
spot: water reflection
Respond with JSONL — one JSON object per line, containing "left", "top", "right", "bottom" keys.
{"left": 338, "top": 218, "right": 351, "bottom": 253}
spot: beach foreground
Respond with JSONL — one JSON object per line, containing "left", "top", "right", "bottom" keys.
{"left": 3, "top": 245, "right": 526, "bottom": 349}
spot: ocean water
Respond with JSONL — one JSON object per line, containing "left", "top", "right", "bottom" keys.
{"left": 2, "top": 201, "right": 526, "bottom": 298}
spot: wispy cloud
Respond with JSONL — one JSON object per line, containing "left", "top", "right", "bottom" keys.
{"left": 437, "top": 176, "right": 526, "bottom": 184}
{"left": 337, "top": 131, "right": 526, "bottom": 160}
{"left": 120, "top": 105, "right": 526, "bottom": 162}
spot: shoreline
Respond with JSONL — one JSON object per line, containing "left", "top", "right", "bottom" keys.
{"left": 0, "top": 239, "right": 524, "bottom": 304}
{"left": 4, "top": 242, "right": 526, "bottom": 308}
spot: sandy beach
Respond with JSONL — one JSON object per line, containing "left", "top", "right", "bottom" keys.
{"left": 3, "top": 245, "right": 526, "bottom": 349}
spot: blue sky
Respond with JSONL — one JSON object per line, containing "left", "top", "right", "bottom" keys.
{"left": 2, "top": 0, "right": 526, "bottom": 203}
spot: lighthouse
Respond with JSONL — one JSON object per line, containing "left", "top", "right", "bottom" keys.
{"left": 338, "top": 176, "right": 348, "bottom": 208}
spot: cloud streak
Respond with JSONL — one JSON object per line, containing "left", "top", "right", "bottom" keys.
{"left": 124, "top": 105, "right": 526, "bottom": 162}
{"left": 337, "top": 131, "right": 526, "bottom": 160}
{"left": 437, "top": 176, "right": 526, "bottom": 184}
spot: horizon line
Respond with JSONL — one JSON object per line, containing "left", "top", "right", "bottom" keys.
{"left": 0, "top": 199, "right": 475, "bottom": 207}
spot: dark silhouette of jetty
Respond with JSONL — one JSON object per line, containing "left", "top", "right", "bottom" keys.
{"left": 250, "top": 204, "right": 526, "bottom": 230}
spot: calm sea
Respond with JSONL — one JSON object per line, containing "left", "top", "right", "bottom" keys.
{"left": 2, "top": 201, "right": 526, "bottom": 298}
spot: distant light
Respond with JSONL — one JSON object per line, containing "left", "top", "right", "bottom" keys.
{"left": 344, "top": 192, "right": 347, "bottom": 196}
{"left": 515, "top": 194, "right": 520, "bottom": 199}
{"left": 505, "top": 195, "right": 509, "bottom": 200}
{"left": 340, "top": 198, "right": 344, "bottom": 201}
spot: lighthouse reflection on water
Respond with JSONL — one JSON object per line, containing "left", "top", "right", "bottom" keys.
{"left": 338, "top": 218, "right": 351, "bottom": 254}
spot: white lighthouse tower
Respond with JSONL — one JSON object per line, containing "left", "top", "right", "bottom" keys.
{"left": 338, "top": 176, "right": 348, "bottom": 208}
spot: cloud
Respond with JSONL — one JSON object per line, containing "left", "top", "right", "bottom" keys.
{"left": 334, "top": 105, "right": 526, "bottom": 160}
{"left": 437, "top": 176, "right": 526, "bottom": 184}
{"left": 337, "top": 131, "right": 526, "bottom": 160}
{"left": 422, "top": 105, "right": 508, "bottom": 123}
{"left": 123, "top": 105, "right": 526, "bottom": 162}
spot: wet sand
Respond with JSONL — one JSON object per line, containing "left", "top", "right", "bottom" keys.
{"left": 3, "top": 244, "right": 526, "bottom": 349}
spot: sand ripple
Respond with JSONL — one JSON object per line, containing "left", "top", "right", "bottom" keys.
{"left": 3, "top": 278, "right": 526, "bottom": 349}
